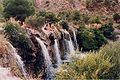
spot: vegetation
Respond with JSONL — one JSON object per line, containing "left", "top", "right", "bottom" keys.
{"left": 99, "top": 23, "right": 114, "bottom": 39}
{"left": 56, "top": 41, "right": 120, "bottom": 79}
{"left": 113, "top": 13, "right": 120, "bottom": 23}
{"left": 3, "top": 0, "right": 35, "bottom": 21}
{"left": 59, "top": 20, "right": 69, "bottom": 30}
{"left": 77, "top": 26, "right": 107, "bottom": 51}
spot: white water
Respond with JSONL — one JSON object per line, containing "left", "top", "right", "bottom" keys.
{"left": 0, "top": 66, "right": 22, "bottom": 80}
{"left": 8, "top": 43, "right": 27, "bottom": 79}
{"left": 53, "top": 39, "right": 61, "bottom": 66}
{"left": 73, "top": 30, "right": 78, "bottom": 49}
{"left": 36, "top": 37, "right": 52, "bottom": 67}
{"left": 36, "top": 37, "right": 54, "bottom": 79}
{"left": 68, "top": 38, "right": 75, "bottom": 56}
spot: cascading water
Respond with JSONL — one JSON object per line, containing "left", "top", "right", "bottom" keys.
{"left": 68, "top": 37, "right": 75, "bottom": 56}
{"left": 35, "top": 37, "right": 54, "bottom": 79}
{"left": 73, "top": 30, "right": 78, "bottom": 49}
{"left": 8, "top": 43, "right": 27, "bottom": 80}
{"left": 53, "top": 39, "right": 61, "bottom": 66}
{"left": 0, "top": 66, "right": 22, "bottom": 80}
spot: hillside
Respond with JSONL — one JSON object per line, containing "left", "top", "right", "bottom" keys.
{"left": 36, "top": 0, "right": 120, "bottom": 15}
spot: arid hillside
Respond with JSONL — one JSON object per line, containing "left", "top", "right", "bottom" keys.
{"left": 36, "top": 0, "right": 120, "bottom": 15}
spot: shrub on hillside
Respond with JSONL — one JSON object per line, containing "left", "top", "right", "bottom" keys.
{"left": 113, "top": 13, "right": 120, "bottom": 23}
{"left": 25, "top": 15, "right": 45, "bottom": 28}
{"left": 56, "top": 52, "right": 113, "bottom": 79}
{"left": 4, "top": 22, "right": 30, "bottom": 50}
{"left": 3, "top": 0, "right": 35, "bottom": 21}
{"left": 77, "top": 27, "right": 107, "bottom": 51}
{"left": 57, "top": 11, "right": 71, "bottom": 21}
{"left": 99, "top": 41, "right": 120, "bottom": 79}
{"left": 56, "top": 41, "right": 120, "bottom": 79}
{"left": 99, "top": 23, "right": 114, "bottom": 39}
{"left": 59, "top": 20, "right": 69, "bottom": 30}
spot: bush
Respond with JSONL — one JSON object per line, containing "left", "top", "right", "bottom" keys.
{"left": 71, "top": 10, "right": 81, "bottom": 21}
{"left": 3, "top": 0, "right": 35, "bottom": 21}
{"left": 113, "top": 13, "right": 120, "bottom": 23}
{"left": 77, "top": 27, "right": 107, "bottom": 51}
{"left": 4, "top": 22, "right": 30, "bottom": 50}
{"left": 99, "top": 41, "right": 120, "bottom": 79}
{"left": 25, "top": 15, "right": 45, "bottom": 28}
{"left": 59, "top": 20, "right": 69, "bottom": 30}
{"left": 56, "top": 41, "right": 120, "bottom": 79}
{"left": 99, "top": 23, "right": 114, "bottom": 39}
{"left": 56, "top": 52, "right": 113, "bottom": 79}
{"left": 36, "top": 11, "right": 58, "bottom": 23}
{"left": 57, "top": 11, "right": 71, "bottom": 21}
{"left": 45, "top": 12, "right": 58, "bottom": 23}
{"left": 91, "top": 16, "right": 101, "bottom": 24}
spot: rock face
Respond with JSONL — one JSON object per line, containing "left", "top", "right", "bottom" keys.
{"left": 0, "top": 35, "right": 22, "bottom": 78}
{"left": 36, "top": 0, "right": 86, "bottom": 12}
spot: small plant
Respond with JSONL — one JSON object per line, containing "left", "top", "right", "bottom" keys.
{"left": 59, "top": 20, "right": 69, "bottom": 30}
{"left": 99, "top": 23, "right": 114, "bottom": 39}
{"left": 113, "top": 13, "right": 120, "bottom": 23}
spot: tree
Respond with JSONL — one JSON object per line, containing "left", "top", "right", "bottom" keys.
{"left": 3, "top": 0, "right": 35, "bottom": 21}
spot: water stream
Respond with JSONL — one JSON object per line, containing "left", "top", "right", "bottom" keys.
{"left": 8, "top": 43, "right": 27, "bottom": 80}
{"left": 53, "top": 39, "right": 61, "bottom": 66}
{"left": 36, "top": 37, "right": 54, "bottom": 79}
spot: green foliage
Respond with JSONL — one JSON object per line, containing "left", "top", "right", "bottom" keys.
{"left": 36, "top": 11, "right": 58, "bottom": 23}
{"left": 45, "top": 12, "right": 58, "bottom": 23}
{"left": 25, "top": 15, "right": 45, "bottom": 28}
{"left": 3, "top": 0, "right": 35, "bottom": 21}
{"left": 4, "top": 22, "right": 30, "bottom": 50}
{"left": 59, "top": 20, "right": 69, "bottom": 30}
{"left": 99, "top": 41, "right": 120, "bottom": 79}
{"left": 56, "top": 41, "right": 120, "bottom": 79}
{"left": 99, "top": 23, "right": 114, "bottom": 39}
{"left": 113, "top": 13, "right": 120, "bottom": 23}
{"left": 91, "top": 16, "right": 101, "bottom": 24}
{"left": 71, "top": 11, "right": 81, "bottom": 21}
{"left": 57, "top": 11, "right": 71, "bottom": 21}
{"left": 56, "top": 52, "right": 113, "bottom": 79}
{"left": 77, "top": 27, "right": 107, "bottom": 51}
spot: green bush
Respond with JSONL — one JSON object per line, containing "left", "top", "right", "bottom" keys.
{"left": 99, "top": 41, "right": 120, "bottom": 79}
{"left": 4, "top": 22, "right": 30, "bottom": 50}
{"left": 56, "top": 41, "right": 120, "bottom": 79}
{"left": 56, "top": 52, "right": 113, "bottom": 79}
{"left": 91, "top": 16, "right": 101, "bottom": 24}
{"left": 3, "top": 0, "right": 35, "bottom": 21}
{"left": 57, "top": 11, "right": 71, "bottom": 21}
{"left": 77, "top": 27, "right": 107, "bottom": 51}
{"left": 71, "top": 10, "right": 81, "bottom": 21}
{"left": 59, "top": 20, "right": 69, "bottom": 30}
{"left": 99, "top": 23, "right": 114, "bottom": 39}
{"left": 25, "top": 15, "right": 45, "bottom": 28}
{"left": 113, "top": 13, "right": 120, "bottom": 23}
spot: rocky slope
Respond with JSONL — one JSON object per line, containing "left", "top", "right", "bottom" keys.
{"left": 36, "top": 0, "right": 120, "bottom": 15}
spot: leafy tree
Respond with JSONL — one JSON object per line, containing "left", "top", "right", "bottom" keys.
{"left": 3, "top": 0, "right": 35, "bottom": 21}
{"left": 59, "top": 20, "right": 69, "bottom": 30}
{"left": 99, "top": 23, "right": 114, "bottom": 39}
{"left": 113, "top": 13, "right": 120, "bottom": 23}
{"left": 77, "top": 27, "right": 107, "bottom": 51}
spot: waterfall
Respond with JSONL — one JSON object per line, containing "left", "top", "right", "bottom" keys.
{"left": 8, "top": 43, "right": 27, "bottom": 79}
{"left": 36, "top": 37, "right": 52, "bottom": 67}
{"left": 0, "top": 66, "right": 21, "bottom": 80}
{"left": 68, "top": 37, "right": 75, "bottom": 56}
{"left": 73, "top": 30, "right": 78, "bottom": 49}
{"left": 35, "top": 37, "right": 54, "bottom": 79}
{"left": 53, "top": 39, "right": 61, "bottom": 66}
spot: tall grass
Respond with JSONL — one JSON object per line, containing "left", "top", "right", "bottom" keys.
{"left": 56, "top": 41, "right": 120, "bottom": 79}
